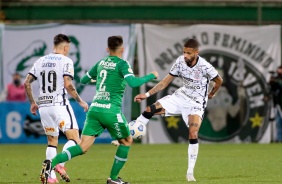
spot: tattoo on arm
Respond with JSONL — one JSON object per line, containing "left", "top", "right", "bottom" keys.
{"left": 148, "top": 75, "right": 174, "bottom": 96}
{"left": 65, "top": 76, "right": 82, "bottom": 103}
{"left": 24, "top": 75, "right": 36, "bottom": 104}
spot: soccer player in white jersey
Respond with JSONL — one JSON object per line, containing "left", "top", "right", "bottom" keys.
{"left": 134, "top": 38, "right": 223, "bottom": 182}
{"left": 24, "top": 34, "right": 88, "bottom": 183}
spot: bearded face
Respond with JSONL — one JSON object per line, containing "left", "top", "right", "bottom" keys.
{"left": 183, "top": 47, "right": 198, "bottom": 67}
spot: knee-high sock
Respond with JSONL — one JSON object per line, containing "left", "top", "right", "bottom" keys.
{"left": 187, "top": 139, "right": 199, "bottom": 174}
{"left": 61, "top": 139, "right": 77, "bottom": 167}
{"left": 137, "top": 114, "right": 149, "bottom": 125}
{"left": 110, "top": 145, "right": 130, "bottom": 180}
{"left": 51, "top": 144, "right": 83, "bottom": 168}
{"left": 46, "top": 145, "right": 57, "bottom": 179}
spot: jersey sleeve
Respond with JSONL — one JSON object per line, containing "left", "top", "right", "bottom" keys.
{"left": 80, "top": 62, "right": 98, "bottom": 84}
{"left": 169, "top": 57, "right": 181, "bottom": 76}
{"left": 28, "top": 61, "right": 39, "bottom": 80}
{"left": 63, "top": 59, "right": 74, "bottom": 80}
{"left": 206, "top": 62, "right": 219, "bottom": 80}
{"left": 119, "top": 60, "right": 134, "bottom": 78}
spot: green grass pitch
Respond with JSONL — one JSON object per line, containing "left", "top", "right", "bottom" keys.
{"left": 0, "top": 143, "right": 282, "bottom": 183}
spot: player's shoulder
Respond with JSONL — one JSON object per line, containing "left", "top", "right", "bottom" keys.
{"left": 117, "top": 58, "right": 131, "bottom": 67}
{"left": 60, "top": 54, "right": 73, "bottom": 63}
{"left": 198, "top": 56, "right": 213, "bottom": 67}
{"left": 175, "top": 55, "right": 184, "bottom": 63}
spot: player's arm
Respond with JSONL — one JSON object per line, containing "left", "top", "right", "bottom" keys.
{"left": 64, "top": 76, "right": 89, "bottom": 111}
{"left": 80, "top": 64, "right": 98, "bottom": 85}
{"left": 134, "top": 74, "right": 175, "bottom": 102}
{"left": 208, "top": 75, "right": 223, "bottom": 99}
{"left": 24, "top": 74, "right": 38, "bottom": 115}
{"left": 125, "top": 72, "right": 157, "bottom": 88}
{"left": 64, "top": 76, "right": 83, "bottom": 102}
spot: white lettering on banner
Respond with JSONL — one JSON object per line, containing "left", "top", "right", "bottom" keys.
{"left": 6, "top": 112, "right": 22, "bottom": 139}
{"left": 91, "top": 102, "right": 111, "bottom": 109}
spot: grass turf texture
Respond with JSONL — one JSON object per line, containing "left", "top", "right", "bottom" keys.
{"left": 0, "top": 143, "right": 281, "bottom": 184}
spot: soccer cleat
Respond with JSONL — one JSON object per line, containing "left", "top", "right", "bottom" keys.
{"left": 106, "top": 177, "right": 130, "bottom": 184}
{"left": 186, "top": 173, "right": 196, "bottom": 182}
{"left": 54, "top": 164, "right": 70, "bottom": 182}
{"left": 40, "top": 159, "right": 52, "bottom": 184}
{"left": 47, "top": 177, "right": 59, "bottom": 183}
{"left": 111, "top": 140, "right": 120, "bottom": 146}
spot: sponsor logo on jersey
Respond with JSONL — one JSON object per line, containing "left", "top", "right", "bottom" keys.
{"left": 45, "top": 127, "right": 55, "bottom": 133}
{"left": 99, "top": 60, "right": 117, "bottom": 69}
{"left": 91, "top": 102, "right": 111, "bottom": 109}
{"left": 45, "top": 55, "right": 62, "bottom": 61}
{"left": 94, "top": 92, "right": 110, "bottom": 100}
{"left": 38, "top": 96, "right": 53, "bottom": 100}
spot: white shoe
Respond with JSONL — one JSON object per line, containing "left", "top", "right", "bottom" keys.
{"left": 111, "top": 140, "right": 120, "bottom": 146}
{"left": 186, "top": 173, "right": 196, "bottom": 182}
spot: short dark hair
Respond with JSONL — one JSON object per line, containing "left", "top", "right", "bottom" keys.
{"left": 54, "top": 34, "right": 71, "bottom": 46}
{"left": 108, "top": 36, "right": 123, "bottom": 51}
{"left": 184, "top": 38, "right": 200, "bottom": 49}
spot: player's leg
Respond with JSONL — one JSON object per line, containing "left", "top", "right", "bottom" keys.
{"left": 46, "top": 136, "right": 59, "bottom": 183}
{"left": 136, "top": 101, "right": 165, "bottom": 125}
{"left": 53, "top": 105, "right": 80, "bottom": 182}
{"left": 186, "top": 114, "right": 202, "bottom": 182}
{"left": 105, "top": 113, "right": 132, "bottom": 184}
{"left": 39, "top": 107, "right": 59, "bottom": 183}
{"left": 51, "top": 111, "right": 103, "bottom": 168}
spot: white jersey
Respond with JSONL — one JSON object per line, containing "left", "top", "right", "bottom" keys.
{"left": 28, "top": 53, "right": 74, "bottom": 107}
{"left": 169, "top": 55, "right": 218, "bottom": 108}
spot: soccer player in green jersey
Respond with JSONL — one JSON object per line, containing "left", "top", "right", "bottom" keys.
{"left": 39, "top": 35, "right": 158, "bottom": 184}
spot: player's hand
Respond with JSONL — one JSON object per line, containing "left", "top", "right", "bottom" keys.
{"left": 79, "top": 101, "right": 89, "bottom": 112}
{"left": 134, "top": 93, "right": 147, "bottom": 103}
{"left": 151, "top": 71, "right": 159, "bottom": 79}
{"left": 208, "top": 93, "right": 215, "bottom": 99}
{"left": 30, "top": 103, "right": 39, "bottom": 115}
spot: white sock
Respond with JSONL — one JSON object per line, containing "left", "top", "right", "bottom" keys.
{"left": 137, "top": 114, "right": 150, "bottom": 125}
{"left": 61, "top": 140, "right": 76, "bottom": 167}
{"left": 46, "top": 146, "right": 57, "bottom": 179}
{"left": 187, "top": 143, "right": 199, "bottom": 175}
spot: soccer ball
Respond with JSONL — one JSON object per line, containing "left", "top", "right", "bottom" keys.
{"left": 129, "top": 120, "right": 146, "bottom": 139}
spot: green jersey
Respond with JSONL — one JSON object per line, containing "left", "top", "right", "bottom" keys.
{"left": 83, "top": 56, "right": 154, "bottom": 113}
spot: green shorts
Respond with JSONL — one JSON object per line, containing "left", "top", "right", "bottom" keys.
{"left": 82, "top": 110, "right": 130, "bottom": 140}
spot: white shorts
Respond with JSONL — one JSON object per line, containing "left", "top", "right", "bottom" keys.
{"left": 39, "top": 105, "right": 79, "bottom": 136}
{"left": 157, "top": 94, "right": 204, "bottom": 126}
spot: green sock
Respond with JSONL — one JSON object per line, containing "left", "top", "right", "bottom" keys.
{"left": 110, "top": 145, "right": 130, "bottom": 180}
{"left": 51, "top": 144, "right": 83, "bottom": 168}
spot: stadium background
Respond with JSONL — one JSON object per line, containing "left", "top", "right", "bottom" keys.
{"left": 0, "top": 0, "right": 282, "bottom": 144}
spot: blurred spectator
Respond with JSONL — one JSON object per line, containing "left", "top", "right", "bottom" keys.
{"left": 0, "top": 73, "right": 26, "bottom": 102}
{"left": 269, "top": 66, "right": 282, "bottom": 142}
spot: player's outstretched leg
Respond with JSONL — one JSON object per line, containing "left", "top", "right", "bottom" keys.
{"left": 54, "top": 164, "right": 70, "bottom": 182}
{"left": 40, "top": 159, "right": 52, "bottom": 184}
{"left": 107, "top": 177, "right": 130, "bottom": 184}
